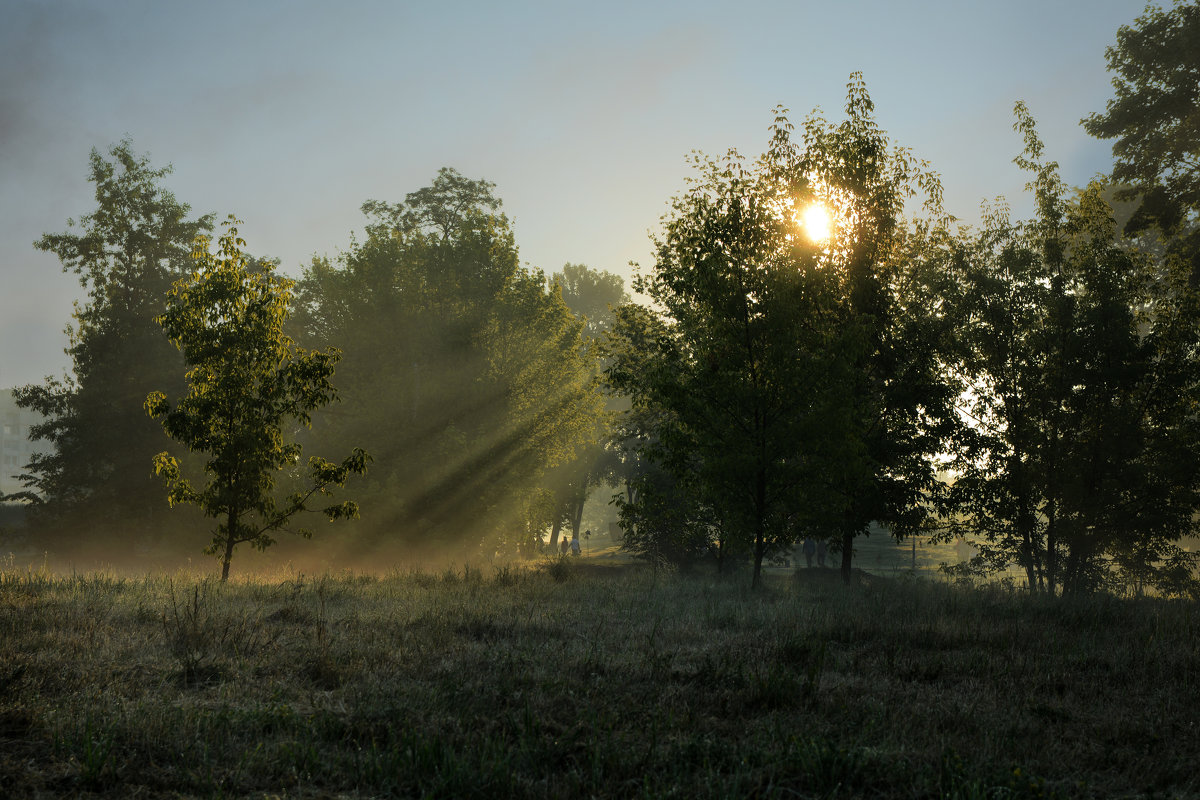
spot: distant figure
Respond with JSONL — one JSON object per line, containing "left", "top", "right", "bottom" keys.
{"left": 560, "top": 537, "right": 570, "bottom": 556}
{"left": 570, "top": 535, "right": 581, "bottom": 556}
{"left": 802, "top": 537, "right": 816, "bottom": 568}
{"left": 816, "top": 539, "right": 827, "bottom": 568}
{"left": 955, "top": 537, "right": 975, "bottom": 563}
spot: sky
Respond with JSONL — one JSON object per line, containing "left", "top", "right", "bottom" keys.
{"left": 0, "top": 0, "right": 1151, "bottom": 389}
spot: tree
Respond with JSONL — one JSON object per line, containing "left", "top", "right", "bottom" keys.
{"left": 7, "top": 140, "right": 213, "bottom": 555}
{"left": 607, "top": 119, "right": 853, "bottom": 588}
{"left": 553, "top": 263, "right": 630, "bottom": 343}
{"left": 789, "top": 78, "right": 960, "bottom": 583}
{"left": 944, "top": 105, "right": 1200, "bottom": 595}
{"left": 1083, "top": 0, "right": 1200, "bottom": 280}
{"left": 606, "top": 78, "right": 956, "bottom": 588}
{"left": 294, "top": 169, "right": 601, "bottom": 557}
{"left": 146, "top": 219, "right": 368, "bottom": 581}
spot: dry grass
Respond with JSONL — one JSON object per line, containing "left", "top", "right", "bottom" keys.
{"left": 1, "top": 558, "right": 1197, "bottom": 798}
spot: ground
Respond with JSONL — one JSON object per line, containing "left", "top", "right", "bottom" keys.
{"left": 0, "top": 559, "right": 1196, "bottom": 798}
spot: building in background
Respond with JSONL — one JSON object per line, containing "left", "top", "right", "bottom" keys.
{"left": 0, "top": 390, "right": 48, "bottom": 498}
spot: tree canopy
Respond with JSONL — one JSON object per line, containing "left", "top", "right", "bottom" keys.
{"left": 294, "top": 169, "right": 603, "bottom": 559}
{"left": 941, "top": 104, "right": 1200, "bottom": 596}
{"left": 1083, "top": 0, "right": 1200, "bottom": 277}
{"left": 606, "top": 77, "right": 958, "bottom": 587}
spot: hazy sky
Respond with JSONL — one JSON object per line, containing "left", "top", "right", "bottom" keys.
{"left": 1, "top": 0, "right": 1148, "bottom": 389}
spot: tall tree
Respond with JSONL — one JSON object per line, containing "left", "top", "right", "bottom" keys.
{"left": 607, "top": 115, "right": 853, "bottom": 588}
{"left": 607, "top": 78, "right": 956, "bottom": 587}
{"left": 1083, "top": 0, "right": 1200, "bottom": 281}
{"left": 790, "top": 78, "right": 959, "bottom": 583}
{"left": 295, "top": 169, "right": 601, "bottom": 557}
{"left": 945, "top": 105, "right": 1200, "bottom": 596}
{"left": 147, "top": 219, "right": 368, "bottom": 581}
{"left": 7, "top": 140, "right": 212, "bottom": 555}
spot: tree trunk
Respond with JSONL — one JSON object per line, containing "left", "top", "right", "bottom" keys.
{"left": 549, "top": 518, "right": 562, "bottom": 550}
{"left": 1045, "top": 499, "right": 1058, "bottom": 596}
{"left": 221, "top": 535, "right": 235, "bottom": 582}
{"left": 751, "top": 468, "right": 766, "bottom": 590}
{"left": 220, "top": 508, "right": 238, "bottom": 582}
{"left": 570, "top": 487, "right": 586, "bottom": 540}
{"left": 840, "top": 529, "right": 854, "bottom": 585}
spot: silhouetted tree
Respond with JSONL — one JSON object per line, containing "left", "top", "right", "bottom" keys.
{"left": 944, "top": 105, "right": 1200, "bottom": 596}
{"left": 7, "top": 140, "right": 212, "bottom": 556}
{"left": 1083, "top": 0, "right": 1199, "bottom": 282}
{"left": 791, "top": 77, "right": 960, "bottom": 584}
{"left": 607, "top": 77, "right": 957, "bottom": 587}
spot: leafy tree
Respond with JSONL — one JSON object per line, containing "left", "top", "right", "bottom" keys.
{"left": 1083, "top": 0, "right": 1200, "bottom": 280}
{"left": 602, "top": 315, "right": 740, "bottom": 573}
{"left": 553, "top": 263, "right": 630, "bottom": 343}
{"left": 944, "top": 105, "right": 1200, "bottom": 596}
{"left": 294, "top": 170, "right": 601, "bottom": 557}
{"left": 607, "top": 78, "right": 956, "bottom": 587}
{"left": 146, "top": 219, "right": 368, "bottom": 581}
{"left": 7, "top": 140, "right": 212, "bottom": 555}
{"left": 790, "top": 78, "right": 960, "bottom": 583}
{"left": 607, "top": 122, "right": 852, "bottom": 588}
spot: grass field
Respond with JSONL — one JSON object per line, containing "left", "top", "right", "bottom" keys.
{"left": 1, "top": 558, "right": 1197, "bottom": 798}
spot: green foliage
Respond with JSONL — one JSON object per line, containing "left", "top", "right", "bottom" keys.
{"left": 1083, "top": 2, "right": 1199, "bottom": 232}
{"left": 146, "top": 219, "right": 369, "bottom": 581}
{"left": 552, "top": 263, "right": 630, "bottom": 343}
{"left": 542, "top": 263, "right": 631, "bottom": 549}
{"left": 294, "top": 169, "right": 602, "bottom": 557}
{"left": 7, "top": 140, "right": 213, "bottom": 553}
{"left": 1084, "top": 0, "right": 1200, "bottom": 289}
{"left": 606, "top": 76, "right": 958, "bottom": 587}
{"left": 942, "top": 105, "right": 1200, "bottom": 596}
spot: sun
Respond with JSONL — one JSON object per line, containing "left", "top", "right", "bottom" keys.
{"left": 800, "top": 202, "right": 832, "bottom": 243}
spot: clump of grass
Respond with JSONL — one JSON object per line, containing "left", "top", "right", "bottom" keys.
{"left": 161, "top": 578, "right": 275, "bottom": 685}
{"left": 538, "top": 554, "right": 575, "bottom": 582}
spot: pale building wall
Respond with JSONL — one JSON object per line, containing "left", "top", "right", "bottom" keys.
{"left": 0, "top": 390, "right": 50, "bottom": 498}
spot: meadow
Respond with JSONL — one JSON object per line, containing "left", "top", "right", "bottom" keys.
{"left": 1, "top": 558, "right": 1197, "bottom": 799}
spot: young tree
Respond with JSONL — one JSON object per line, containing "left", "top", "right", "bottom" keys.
{"left": 607, "top": 123, "right": 853, "bottom": 588}
{"left": 146, "top": 219, "right": 368, "bottom": 581}
{"left": 8, "top": 140, "right": 212, "bottom": 554}
{"left": 790, "top": 78, "right": 960, "bottom": 583}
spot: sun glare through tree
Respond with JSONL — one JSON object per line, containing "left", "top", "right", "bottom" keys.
{"left": 800, "top": 201, "right": 832, "bottom": 243}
